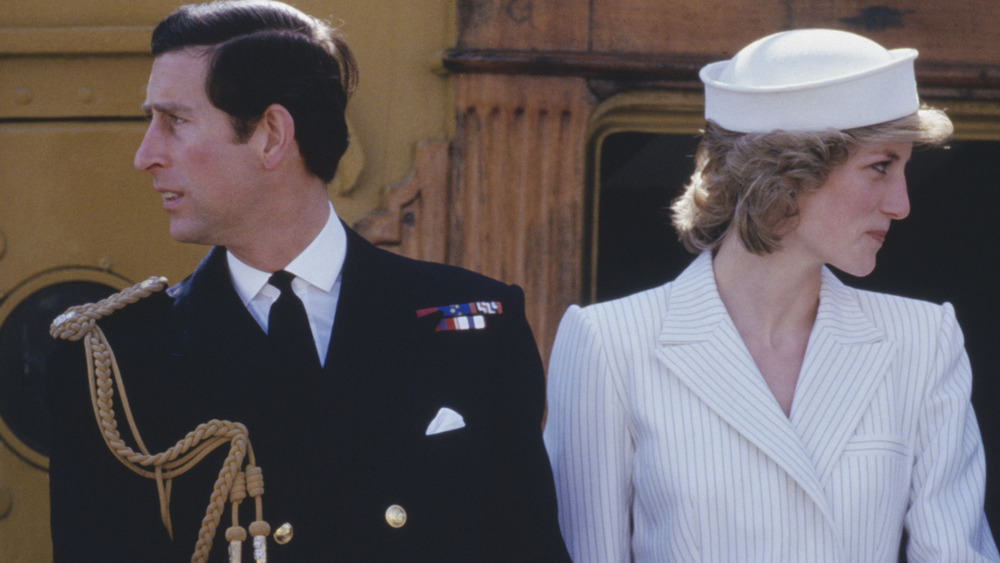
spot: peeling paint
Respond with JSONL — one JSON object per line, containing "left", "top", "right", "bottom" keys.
{"left": 504, "top": 0, "right": 533, "bottom": 25}
{"left": 459, "top": 0, "right": 495, "bottom": 30}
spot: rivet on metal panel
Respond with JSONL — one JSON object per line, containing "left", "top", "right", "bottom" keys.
{"left": 13, "top": 87, "right": 33, "bottom": 105}
{"left": 77, "top": 86, "right": 96, "bottom": 104}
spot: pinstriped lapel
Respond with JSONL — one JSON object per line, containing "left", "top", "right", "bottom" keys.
{"left": 791, "top": 268, "right": 892, "bottom": 484}
{"left": 654, "top": 253, "right": 838, "bottom": 530}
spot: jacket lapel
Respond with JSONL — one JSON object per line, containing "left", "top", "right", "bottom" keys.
{"left": 790, "top": 268, "right": 893, "bottom": 484}
{"left": 168, "top": 247, "right": 269, "bottom": 368}
{"left": 325, "top": 226, "right": 437, "bottom": 376}
{"left": 320, "top": 228, "right": 439, "bottom": 446}
{"left": 654, "top": 253, "right": 837, "bottom": 527}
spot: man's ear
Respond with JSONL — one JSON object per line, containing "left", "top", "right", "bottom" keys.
{"left": 257, "top": 103, "right": 296, "bottom": 171}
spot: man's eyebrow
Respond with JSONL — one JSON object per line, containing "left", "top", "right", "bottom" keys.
{"left": 141, "top": 101, "right": 192, "bottom": 116}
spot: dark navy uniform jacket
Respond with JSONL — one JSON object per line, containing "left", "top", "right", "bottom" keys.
{"left": 48, "top": 226, "right": 570, "bottom": 562}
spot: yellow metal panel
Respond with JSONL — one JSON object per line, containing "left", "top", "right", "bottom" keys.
{"left": 0, "top": 1, "right": 164, "bottom": 27}
{"left": 1, "top": 56, "right": 149, "bottom": 119}
{"left": 0, "top": 26, "right": 150, "bottom": 55}
{"left": 0, "top": 122, "right": 207, "bottom": 288}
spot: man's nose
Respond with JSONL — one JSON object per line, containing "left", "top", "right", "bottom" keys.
{"left": 134, "top": 123, "right": 164, "bottom": 172}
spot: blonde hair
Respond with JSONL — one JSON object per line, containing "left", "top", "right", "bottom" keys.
{"left": 671, "top": 106, "right": 954, "bottom": 254}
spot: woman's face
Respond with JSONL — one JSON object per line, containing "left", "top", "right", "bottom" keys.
{"left": 785, "top": 141, "right": 913, "bottom": 277}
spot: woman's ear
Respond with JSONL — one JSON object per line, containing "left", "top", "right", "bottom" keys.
{"left": 256, "top": 103, "right": 296, "bottom": 171}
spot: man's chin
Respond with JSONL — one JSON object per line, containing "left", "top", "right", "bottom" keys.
{"left": 168, "top": 225, "right": 208, "bottom": 246}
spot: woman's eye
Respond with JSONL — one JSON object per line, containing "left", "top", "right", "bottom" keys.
{"left": 872, "top": 161, "right": 889, "bottom": 174}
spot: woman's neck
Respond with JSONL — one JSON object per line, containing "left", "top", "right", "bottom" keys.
{"left": 712, "top": 235, "right": 823, "bottom": 416}
{"left": 712, "top": 235, "right": 822, "bottom": 340}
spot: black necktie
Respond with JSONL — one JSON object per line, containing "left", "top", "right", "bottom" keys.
{"left": 267, "top": 270, "right": 321, "bottom": 373}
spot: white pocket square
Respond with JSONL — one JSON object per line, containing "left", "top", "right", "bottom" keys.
{"left": 425, "top": 407, "right": 465, "bottom": 436}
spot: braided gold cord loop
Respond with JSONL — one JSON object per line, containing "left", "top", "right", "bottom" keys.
{"left": 246, "top": 466, "right": 265, "bottom": 498}
{"left": 51, "top": 277, "right": 270, "bottom": 562}
{"left": 50, "top": 276, "right": 169, "bottom": 342}
{"left": 230, "top": 471, "right": 248, "bottom": 505}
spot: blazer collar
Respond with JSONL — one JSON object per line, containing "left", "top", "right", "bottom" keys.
{"left": 168, "top": 228, "right": 438, "bottom": 382}
{"left": 168, "top": 246, "right": 264, "bottom": 356}
{"left": 792, "top": 266, "right": 894, "bottom": 485}
{"left": 656, "top": 252, "right": 892, "bottom": 535}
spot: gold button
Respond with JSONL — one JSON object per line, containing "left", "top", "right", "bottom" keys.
{"left": 385, "top": 504, "right": 407, "bottom": 528}
{"left": 273, "top": 522, "right": 293, "bottom": 544}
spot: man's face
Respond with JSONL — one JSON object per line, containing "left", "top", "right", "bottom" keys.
{"left": 135, "top": 48, "right": 269, "bottom": 249}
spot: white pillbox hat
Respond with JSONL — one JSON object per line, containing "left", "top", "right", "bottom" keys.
{"left": 700, "top": 29, "right": 920, "bottom": 133}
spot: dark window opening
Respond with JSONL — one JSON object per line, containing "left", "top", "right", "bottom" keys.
{"left": 0, "top": 281, "right": 117, "bottom": 460}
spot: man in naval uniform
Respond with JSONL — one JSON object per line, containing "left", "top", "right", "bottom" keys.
{"left": 46, "top": 1, "right": 570, "bottom": 561}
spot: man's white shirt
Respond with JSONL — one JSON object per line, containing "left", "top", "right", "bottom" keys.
{"left": 228, "top": 201, "right": 346, "bottom": 366}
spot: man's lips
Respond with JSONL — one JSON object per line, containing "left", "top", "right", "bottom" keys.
{"left": 867, "top": 229, "right": 887, "bottom": 244}
{"left": 154, "top": 185, "right": 181, "bottom": 199}
{"left": 156, "top": 189, "right": 183, "bottom": 209}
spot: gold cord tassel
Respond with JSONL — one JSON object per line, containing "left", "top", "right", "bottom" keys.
{"left": 227, "top": 471, "right": 248, "bottom": 562}
{"left": 249, "top": 520, "right": 271, "bottom": 563}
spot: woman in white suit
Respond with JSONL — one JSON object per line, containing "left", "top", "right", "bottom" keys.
{"left": 544, "top": 29, "right": 999, "bottom": 562}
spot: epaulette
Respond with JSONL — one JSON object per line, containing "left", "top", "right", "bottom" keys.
{"left": 49, "top": 276, "right": 169, "bottom": 342}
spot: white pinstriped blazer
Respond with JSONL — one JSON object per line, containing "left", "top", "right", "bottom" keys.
{"left": 544, "top": 252, "right": 998, "bottom": 562}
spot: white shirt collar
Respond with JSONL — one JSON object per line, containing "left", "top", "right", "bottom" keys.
{"left": 227, "top": 201, "right": 347, "bottom": 305}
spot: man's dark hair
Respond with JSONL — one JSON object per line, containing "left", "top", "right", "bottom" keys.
{"left": 151, "top": 0, "right": 358, "bottom": 183}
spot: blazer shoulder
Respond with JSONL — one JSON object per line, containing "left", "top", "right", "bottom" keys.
{"left": 47, "top": 276, "right": 177, "bottom": 400}
{"left": 409, "top": 255, "right": 513, "bottom": 295}
{"left": 844, "top": 283, "right": 958, "bottom": 338}
{"left": 579, "top": 280, "right": 673, "bottom": 327}
{"left": 349, "top": 230, "right": 518, "bottom": 303}
{"left": 563, "top": 281, "right": 674, "bottom": 358}
{"left": 50, "top": 276, "right": 174, "bottom": 343}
